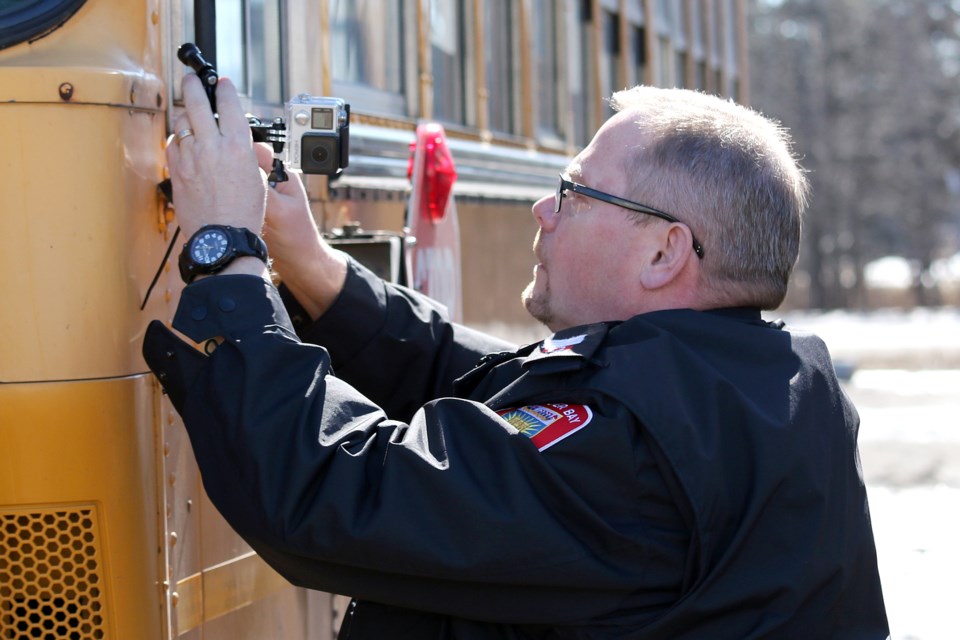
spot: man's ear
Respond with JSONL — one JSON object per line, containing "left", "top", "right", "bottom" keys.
{"left": 638, "top": 223, "right": 696, "bottom": 290}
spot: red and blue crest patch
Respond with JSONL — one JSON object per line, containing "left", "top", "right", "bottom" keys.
{"left": 496, "top": 403, "right": 593, "bottom": 451}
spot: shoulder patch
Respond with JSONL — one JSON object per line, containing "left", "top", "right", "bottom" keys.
{"left": 496, "top": 403, "right": 594, "bottom": 451}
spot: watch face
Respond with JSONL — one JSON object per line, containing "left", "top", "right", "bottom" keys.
{"left": 190, "top": 228, "right": 230, "bottom": 265}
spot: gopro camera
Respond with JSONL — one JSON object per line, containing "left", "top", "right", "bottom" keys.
{"left": 285, "top": 94, "right": 350, "bottom": 175}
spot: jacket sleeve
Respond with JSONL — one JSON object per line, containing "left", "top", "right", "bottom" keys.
{"left": 282, "top": 258, "right": 516, "bottom": 421}
{"left": 142, "top": 275, "right": 676, "bottom": 625}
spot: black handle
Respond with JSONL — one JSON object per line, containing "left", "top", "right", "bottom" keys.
{"left": 177, "top": 43, "right": 218, "bottom": 113}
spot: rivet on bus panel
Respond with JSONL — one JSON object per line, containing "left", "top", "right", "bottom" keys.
{"left": 58, "top": 83, "right": 73, "bottom": 101}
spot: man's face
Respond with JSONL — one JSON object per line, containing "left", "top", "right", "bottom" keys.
{"left": 522, "top": 115, "right": 658, "bottom": 331}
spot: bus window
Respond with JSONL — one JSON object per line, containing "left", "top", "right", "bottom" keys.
{"left": 176, "top": 0, "right": 283, "bottom": 106}
{"left": 722, "top": 0, "right": 739, "bottom": 99}
{"left": 216, "top": 1, "right": 246, "bottom": 94}
{"left": 532, "top": 0, "right": 562, "bottom": 145}
{"left": 431, "top": 0, "right": 466, "bottom": 124}
{"left": 248, "top": 0, "right": 283, "bottom": 104}
{"left": 690, "top": 0, "right": 707, "bottom": 91}
{"left": 331, "top": 0, "right": 407, "bottom": 116}
{"left": 0, "top": 0, "right": 86, "bottom": 50}
{"left": 672, "top": 0, "right": 688, "bottom": 89}
{"left": 484, "top": 0, "right": 517, "bottom": 135}
{"left": 709, "top": 0, "right": 721, "bottom": 94}
{"left": 600, "top": 6, "right": 621, "bottom": 122}
{"left": 655, "top": 0, "right": 674, "bottom": 86}
{"left": 625, "top": 0, "right": 646, "bottom": 88}
{"left": 572, "top": 0, "right": 595, "bottom": 146}
{"left": 632, "top": 24, "right": 648, "bottom": 86}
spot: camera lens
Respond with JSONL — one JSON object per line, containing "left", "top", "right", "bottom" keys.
{"left": 300, "top": 133, "right": 339, "bottom": 174}
{"left": 311, "top": 146, "right": 329, "bottom": 163}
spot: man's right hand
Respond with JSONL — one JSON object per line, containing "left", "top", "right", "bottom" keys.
{"left": 254, "top": 143, "right": 348, "bottom": 319}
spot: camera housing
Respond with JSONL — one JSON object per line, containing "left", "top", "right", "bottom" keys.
{"left": 285, "top": 94, "right": 350, "bottom": 175}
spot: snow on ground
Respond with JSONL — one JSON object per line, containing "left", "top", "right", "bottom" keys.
{"left": 867, "top": 485, "right": 960, "bottom": 640}
{"left": 795, "top": 307, "right": 960, "bottom": 639}
{"left": 771, "top": 306, "right": 960, "bottom": 369}
{"left": 836, "top": 364, "right": 960, "bottom": 638}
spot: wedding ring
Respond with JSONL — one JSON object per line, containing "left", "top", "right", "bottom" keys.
{"left": 175, "top": 128, "right": 195, "bottom": 144}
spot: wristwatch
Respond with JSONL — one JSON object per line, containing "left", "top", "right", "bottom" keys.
{"left": 178, "top": 224, "right": 268, "bottom": 284}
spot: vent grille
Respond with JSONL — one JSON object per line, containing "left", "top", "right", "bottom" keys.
{"left": 0, "top": 507, "right": 106, "bottom": 639}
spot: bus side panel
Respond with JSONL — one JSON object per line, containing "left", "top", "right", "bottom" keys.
{"left": 0, "top": 99, "right": 171, "bottom": 383}
{"left": 0, "top": 376, "right": 163, "bottom": 639}
{"left": 159, "top": 393, "right": 344, "bottom": 640}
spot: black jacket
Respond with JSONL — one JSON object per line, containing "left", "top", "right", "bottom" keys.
{"left": 143, "top": 260, "right": 888, "bottom": 639}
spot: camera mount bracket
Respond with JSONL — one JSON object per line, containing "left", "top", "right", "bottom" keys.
{"left": 248, "top": 115, "right": 289, "bottom": 185}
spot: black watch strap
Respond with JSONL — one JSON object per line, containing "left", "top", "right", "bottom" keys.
{"left": 178, "top": 225, "right": 269, "bottom": 284}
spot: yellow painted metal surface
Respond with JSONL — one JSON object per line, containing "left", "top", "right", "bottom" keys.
{"left": 0, "top": 376, "right": 163, "bottom": 639}
{"left": 157, "top": 391, "right": 332, "bottom": 639}
{"left": 0, "top": 0, "right": 173, "bottom": 384}
{"left": 0, "top": 1, "right": 422, "bottom": 637}
{"left": 0, "top": 0, "right": 163, "bottom": 76}
{"left": 0, "top": 100, "right": 175, "bottom": 382}
{"left": 175, "top": 552, "right": 290, "bottom": 633}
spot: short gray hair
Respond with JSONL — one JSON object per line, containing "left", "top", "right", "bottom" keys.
{"left": 610, "top": 86, "right": 809, "bottom": 309}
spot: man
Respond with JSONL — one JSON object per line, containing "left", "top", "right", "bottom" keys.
{"left": 144, "top": 75, "right": 889, "bottom": 638}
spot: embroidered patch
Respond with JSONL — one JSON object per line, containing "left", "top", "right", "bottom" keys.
{"left": 496, "top": 403, "right": 594, "bottom": 451}
{"left": 539, "top": 334, "right": 586, "bottom": 354}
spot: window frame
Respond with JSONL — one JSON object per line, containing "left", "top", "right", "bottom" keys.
{"left": 170, "top": 0, "right": 285, "bottom": 115}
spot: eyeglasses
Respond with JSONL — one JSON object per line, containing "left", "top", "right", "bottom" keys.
{"left": 556, "top": 173, "right": 705, "bottom": 259}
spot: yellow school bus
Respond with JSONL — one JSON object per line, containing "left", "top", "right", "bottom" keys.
{"left": 0, "top": 1, "right": 747, "bottom": 637}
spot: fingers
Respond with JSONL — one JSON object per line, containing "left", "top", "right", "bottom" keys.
{"left": 180, "top": 75, "right": 249, "bottom": 142}
{"left": 253, "top": 142, "right": 275, "bottom": 172}
{"left": 254, "top": 142, "right": 304, "bottom": 197}
{"left": 180, "top": 74, "right": 218, "bottom": 138}
{"left": 214, "top": 77, "right": 252, "bottom": 138}
{"left": 164, "top": 75, "right": 267, "bottom": 239}
{"left": 165, "top": 114, "right": 190, "bottom": 172}
{"left": 168, "top": 113, "right": 195, "bottom": 152}
{"left": 165, "top": 131, "right": 180, "bottom": 162}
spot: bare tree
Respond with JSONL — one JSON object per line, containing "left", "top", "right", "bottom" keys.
{"left": 749, "top": 0, "right": 960, "bottom": 309}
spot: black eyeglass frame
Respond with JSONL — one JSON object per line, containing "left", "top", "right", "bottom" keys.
{"left": 556, "top": 173, "right": 705, "bottom": 259}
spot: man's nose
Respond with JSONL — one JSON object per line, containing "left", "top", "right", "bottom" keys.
{"left": 532, "top": 194, "right": 558, "bottom": 231}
